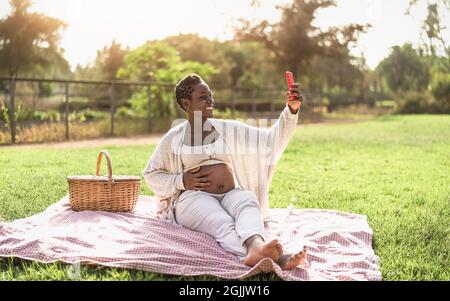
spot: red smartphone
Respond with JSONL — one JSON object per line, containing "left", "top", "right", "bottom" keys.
{"left": 285, "top": 71, "right": 295, "bottom": 97}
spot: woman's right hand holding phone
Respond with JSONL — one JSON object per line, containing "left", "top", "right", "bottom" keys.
{"left": 285, "top": 71, "right": 303, "bottom": 114}
{"left": 286, "top": 83, "right": 303, "bottom": 114}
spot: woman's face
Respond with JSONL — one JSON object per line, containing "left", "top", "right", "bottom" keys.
{"left": 184, "top": 82, "right": 215, "bottom": 120}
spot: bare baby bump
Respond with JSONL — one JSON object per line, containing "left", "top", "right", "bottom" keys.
{"left": 199, "top": 163, "right": 235, "bottom": 194}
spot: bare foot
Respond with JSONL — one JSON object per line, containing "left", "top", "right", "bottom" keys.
{"left": 276, "top": 248, "right": 307, "bottom": 270}
{"left": 244, "top": 239, "right": 282, "bottom": 267}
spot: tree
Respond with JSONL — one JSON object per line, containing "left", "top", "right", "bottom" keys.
{"left": 99, "top": 40, "right": 128, "bottom": 80}
{"left": 71, "top": 41, "right": 129, "bottom": 114}
{"left": 162, "top": 33, "right": 291, "bottom": 89}
{"left": 118, "top": 41, "right": 217, "bottom": 118}
{"left": 429, "top": 54, "right": 450, "bottom": 113}
{"left": 377, "top": 44, "right": 430, "bottom": 93}
{"left": 407, "top": 0, "right": 450, "bottom": 55}
{"left": 74, "top": 40, "right": 128, "bottom": 80}
{"left": 309, "top": 56, "right": 365, "bottom": 92}
{"left": 0, "top": 0, "right": 67, "bottom": 77}
{"left": 235, "top": 0, "right": 369, "bottom": 80}
{"left": 223, "top": 44, "right": 246, "bottom": 88}
{"left": 162, "top": 34, "right": 223, "bottom": 65}
{"left": 162, "top": 34, "right": 239, "bottom": 87}
{"left": 0, "top": 0, "right": 66, "bottom": 143}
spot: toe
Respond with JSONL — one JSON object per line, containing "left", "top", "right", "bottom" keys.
{"left": 276, "top": 243, "right": 283, "bottom": 254}
{"left": 268, "top": 239, "right": 278, "bottom": 247}
{"left": 300, "top": 249, "right": 307, "bottom": 258}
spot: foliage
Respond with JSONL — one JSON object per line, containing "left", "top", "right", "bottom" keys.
{"left": 162, "top": 34, "right": 234, "bottom": 87}
{"left": 0, "top": 105, "right": 110, "bottom": 123}
{"left": 162, "top": 34, "right": 223, "bottom": 65}
{"left": 75, "top": 40, "right": 128, "bottom": 80}
{"left": 2, "top": 0, "right": 448, "bottom": 123}
{"left": 72, "top": 109, "right": 108, "bottom": 122}
{"left": 394, "top": 91, "right": 432, "bottom": 113}
{"left": 73, "top": 41, "right": 130, "bottom": 109}
{"left": 407, "top": 0, "right": 450, "bottom": 55}
{"left": 235, "top": 0, "right": 369, "bottom": 80}
{"left": 430, "top": 68, "right": 450, "bottom": 113}
{"left": 0, "top": 0, "right": 67, "bottom": 77}
{"left": 118, "top": 41, "right": 218, "bottom": 118}
{"left": 232, "top": 41, "right": 280, "bottom": 89}
{"left": 118, "top": 41, "right": 217, "bottom": 83}
{"left": 308, "top": 56, "right": 366, "bottom": 96}
{"left": 211, "top": 108, "right": 246, "bottom": 120}
{"left": 100, "top": 40, "right": 129, "bottom": 80}
{"left": 114, "top": 106, "right": 137, "bottom": 119}
{"left": 378, "top": 44, "right": 430, "bottom": 93}
{"left": 0, "top": 99, "right": 9, "bottom": 125}
{"left": 377, "top": 43, "right": 450, "bottom": 113}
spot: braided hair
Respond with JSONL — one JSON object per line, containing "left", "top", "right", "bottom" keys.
{"left": 175, "top": 74, "right": 205, "bottom": 112}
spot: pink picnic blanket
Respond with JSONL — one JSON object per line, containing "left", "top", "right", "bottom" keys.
{"left": 0, "top": 195, "right": 381, "bottom": 280}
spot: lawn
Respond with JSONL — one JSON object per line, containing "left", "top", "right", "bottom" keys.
{"left": 0, "top": 114, "right": 449, "bottom": 280}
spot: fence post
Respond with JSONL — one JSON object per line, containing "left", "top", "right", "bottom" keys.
{"left": 251, "top": 90, "right": 257, "bottom": 120}
{"left": 64, "top": 81, "right": 69, "bottom": 140}
{"left": 9, "top": 76, "right": 16, "bottom": 144}
{"left": 231, "top": 86, "right": 236, "bottom": 118}
{"left": 147, "top": 85, "right": 152, "bottom": 133}
{"left": 317, "top": 90, "right": 323, "bottom": 122}
{"left": 110, "top": 82, "right": 115, "bottom": 136}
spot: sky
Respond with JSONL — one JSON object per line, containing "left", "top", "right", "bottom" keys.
{"left": 1, "top": 0, "right": 449, "bottom": 70}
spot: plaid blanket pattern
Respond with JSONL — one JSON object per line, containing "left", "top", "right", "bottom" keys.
{"left": 0, "top": 195, "right": 381, "bottom": 280}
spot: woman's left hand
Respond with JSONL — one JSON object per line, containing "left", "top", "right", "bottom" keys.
{"left": 286, "top": 83, "right": 303, "bottom": 114}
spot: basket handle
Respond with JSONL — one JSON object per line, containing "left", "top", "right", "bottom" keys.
{"left": 96, "top": 150, "right": 113, "bottom": 181}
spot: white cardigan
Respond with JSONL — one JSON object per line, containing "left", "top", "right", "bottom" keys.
{"left": 143, "top": 105, "right": 299, "bottom": 220}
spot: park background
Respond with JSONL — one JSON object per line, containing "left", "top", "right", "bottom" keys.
{"left": 0, "top": 0, "right": 449, "bottom": 280}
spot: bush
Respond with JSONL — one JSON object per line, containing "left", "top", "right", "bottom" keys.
{"left": 395, "top": 91, "right": 434, "bottom": 114}
{"left": 212, "top": 108, "right": 246, "bottom": 119}
{"left": 58, "top": 98, "right": 89, "bottom": 112}
{"left": 32, "top": 110, "right": 61, "bottom": 122}
{"left": 13, "top": 104, "right": 35, "bottom": 121}
{"left": 393, "top": 71, "right": 450, "bottom": 114}
{"left": 115, "top": 106, "right": 137, "bottom": 119}
{"left": 128, "top": 86, "right": 179, "bottom": 119}
{"left": 0, "top": 100, "right": 8, "bottom": 123}
{"left": 430, "top": 72, "right": 450, "bottom": 114}
{"left": 0, "top": 100, "right": 62, "bottom": 123}
{"left": 71, "top": 109, "right": 109, "bottom": 122}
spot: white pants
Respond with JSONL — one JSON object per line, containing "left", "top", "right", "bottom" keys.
{"left": 172, "top": 188, "right": 265, "bottom": 258}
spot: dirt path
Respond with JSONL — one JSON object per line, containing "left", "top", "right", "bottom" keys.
{"left": 1, "top": 134, "right": 163, "bottom": 150}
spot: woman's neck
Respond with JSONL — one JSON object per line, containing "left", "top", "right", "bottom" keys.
{"left": 187, "top": 116, "right": 208, "bottom": 126}
{"left": 185, "top": 118, "right": 216, "bottom": 146}
{"left": 187, "top": 118, "right": 212, "bottom": 133}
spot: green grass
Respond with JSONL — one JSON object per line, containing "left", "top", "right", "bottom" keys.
{"left": 0, "top": 114, "right": 449, "bottom": 280}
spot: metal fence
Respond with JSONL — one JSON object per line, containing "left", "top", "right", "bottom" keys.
{"left": 0, "top": 76, "right": 370, "bottom": 145}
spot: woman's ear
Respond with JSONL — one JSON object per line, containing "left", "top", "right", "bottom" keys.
{"left": 182, "top": 98, "right": 190, "bottom": 112}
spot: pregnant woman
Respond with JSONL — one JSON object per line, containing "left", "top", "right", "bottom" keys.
{"left": 144, "top": 74, "right": 306, "bottom": 269}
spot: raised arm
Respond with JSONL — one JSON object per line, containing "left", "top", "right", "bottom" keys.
{"left": 255, "top": 83, "right": 303, "bottom": 165}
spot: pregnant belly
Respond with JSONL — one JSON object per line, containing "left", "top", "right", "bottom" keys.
{"left": 197, "top": 163, "right": 236, "bottom": 194}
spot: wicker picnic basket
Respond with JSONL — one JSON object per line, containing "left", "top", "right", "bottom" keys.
{"left": 67, "top": 150, "right": 140, "bottom": 212}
